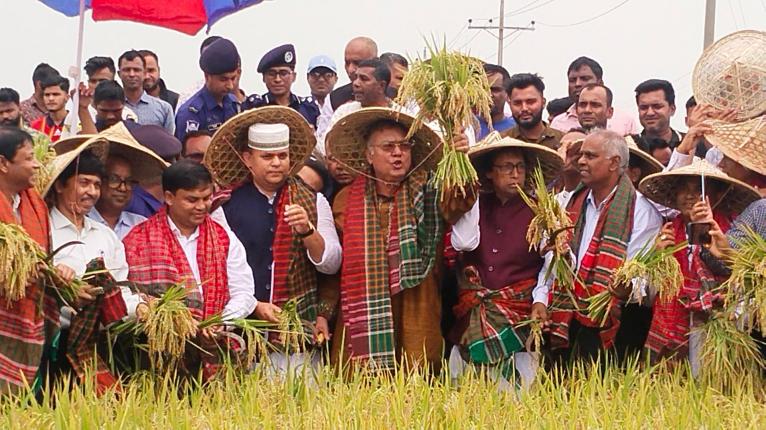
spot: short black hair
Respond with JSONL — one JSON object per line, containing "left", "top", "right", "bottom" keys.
{"left": 118, "top": 50, "right": 146, "bottom": 68}
{"left": 646, "top": 137, "right": 671, "bottom": 153}
{"left": 483, "top": 63, "right": 511, "bottom": 81}
{"left": 0, "top": 127, "right": 32, "bottom": 161}
{"left": 40, "top": 75, "right": 70, "bottom": 93}
{"left": 357, "top": 59, "right": 391, "bottom": 86}
{"left": 57, "top": 150, "right": 105, "bottom": 187}
{"left": 685, "top": 96, "right": 697, "bottom": 110}
{"left": 94, "top": 80, "right": 125, "bottom": 105}
{"left": 0, "top": 88, "right": 20, "bottom": 105}
{"left": 634, "top": 79, "right": 675, "bottom": 106}
{"left": 547, "top": 97, "right": 573, "bottom": 118}
{"left": 162, "top": 160, "right": 213, "bottom": 193}
{"left": 138, "top": 49, "right": 159, "bottom": 63}
{"left": 32, "top": 63, "right": 60, "bottom": 85}
{"left": 380, "top": 52, "right": 408, "bottom": 68}
{"left": 364, "top": 119, "right": 407, "bottom": 145}
{"left": 506, "top": 73, "right": 545, "bottom": 96}
{"left": 182, "top": 130, "right": 212, "bottom": 157}
{"left": 84, "top": 56, "right": 115, "bottom": 78}
{"left": 580, "top": 83, "right": 613, "bottom": 107}
{"left": 567, "top": 56, "right": 603, "bottom": 80}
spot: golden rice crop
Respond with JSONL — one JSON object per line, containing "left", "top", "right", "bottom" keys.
{"left": 0, "top": 223, "right": 44, "bottom": 302}
{"left": 395, "top": 38, "right": 492, "bottom": 200}
{"left": 723, "top": 226, "right": 766, "bottom": 333}
{"left": 31, "top": 132, "right": 55, "bottom": 196}
{"left": 612, "top": 241, "right": 686, "bottom": 305}
{"left": 141, "top": 285, "right": 197, "bottom": 368}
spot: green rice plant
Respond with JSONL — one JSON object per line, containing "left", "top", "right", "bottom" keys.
{"left": 395, "top": 38, "right": 492, "bottom": 200}
{"left": 584, "top": 289, "right": 615, "bottom": 327}
{"left": 30, "top": 132, "right": 55, "bottom": 196}
{"left": 724, "top": 225, "right": 766, "bottom": 333}
{"left": 612, "top": 241, "right": 686, "bottom": 305}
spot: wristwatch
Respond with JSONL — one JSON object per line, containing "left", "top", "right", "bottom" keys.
{"left": 297, "top": 221, "right": 315, "bottom": 239}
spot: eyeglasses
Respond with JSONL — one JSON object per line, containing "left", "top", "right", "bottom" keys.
{"left": 106, "top": 174, "right": 138, "bottom": 190}
{"left": 492, "top": 162, "right": 526, "bottom": 174}
{"left": 374, "top": 140, "right": 415, "bottom": 153}
{"left": 265, "top": 69, "right": 293, "bottom": 79}
{"left": 309, "top": 71, "right": 336, "bottom": 80}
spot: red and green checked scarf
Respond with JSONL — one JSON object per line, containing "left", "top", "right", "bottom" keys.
{"left": 0, "top": 189, "right": 59, "bottom": 395}
{"left": 453, "top": 265, "right": 536, "bottom": 365}
{"left": 271, "top": 178, "right": 319, "bottom": 322}
{"left": 65, "top": 258, "right": 126, "bottom": 395}
{"left": 340, "top": 171, "right": 443, "bottom": 369}
{"left": 550, "top": 175, "right": 636, "bottom": 350}
{"left": 123, "top": 206, "right": 230, "bottom": 321}
{"left": 644, "top": 214, "right": 731, "bottom": 361}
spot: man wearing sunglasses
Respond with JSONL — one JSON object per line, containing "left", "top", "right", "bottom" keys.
{"left": 243, "top": 44, "right": 320, "bottom": 129}
{"left": 88, "top": 155, "right": 146, "bottom": 239}
{"left": 306, "top": 55, "right": 338, "bottom": 145}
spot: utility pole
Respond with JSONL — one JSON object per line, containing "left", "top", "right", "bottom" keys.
{"left": 467, "top": 0, "right": 534, "bottom": 66}
{"left": 703, "top": 0, "right": 716, "bottom": 48}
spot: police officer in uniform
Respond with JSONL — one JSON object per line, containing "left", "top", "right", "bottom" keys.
{"left": 243, "top": 44, "right": 320, "bottom": 129}
{"left": 174, "top": 37, "right": 241, "bottom": 142}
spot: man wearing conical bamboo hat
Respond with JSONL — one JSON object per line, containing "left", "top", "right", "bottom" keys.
{"left": 448, "top": 132, "right": 563, "bottom": 389}
{"left": 204, "top": 106, "right": 341, "bottom": 374}
{"left": 639, "top": 158, "right": 760, "bottom": 369}
{"left": 323, "top": 106, "right": 473, "bottom": 371}
{"left": 531, "top": 129, "right": 662, "bottom": 364}
{"left": 0, "top": 127, "right": 67, "bottom": 395}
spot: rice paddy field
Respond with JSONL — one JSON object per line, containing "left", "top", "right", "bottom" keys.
{"left": 3, "top": 362, "right": 765, "bottom": 429}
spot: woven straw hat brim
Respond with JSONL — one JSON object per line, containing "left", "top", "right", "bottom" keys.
{"left": 42, "top": 130, "right": 169, "bottom": 198}
{"left": 706, "top": 116, "right": 766, "bottom": 176}
{"left": 692, "top": 30, "right": 766, "bottom": 122}
{"left": 629, "top": 147, "right": 663, "bottom": 176}
{"left": 51, "top": 134, "right": 95, "bottom": 155}
{"left": 203, "top": 106, "right": 316, "bottom": 189}
{"left": 639, "top": 159, "right": 760, "bottom": 215}
{"left": 468, "top": 134, "right": 564, "bottom": 184}
{"left": 325, "top": 107, "right": 443, "bottom": 178}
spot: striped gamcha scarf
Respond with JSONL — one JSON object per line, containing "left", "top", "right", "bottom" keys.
{"left": 453, "top": 265, "right": 536, "bottom": 365}
{"left": 644, "top": 214, "right": 731, "bottom": 361}
{"left": 271, "top": 178, "right": 319, "bottom": 323}
{"left": 0, "top": 189, "right": 59, "bottom": 395}
{"left": 340, "top": 171, "right": 443, "bottom": 369}
{"left": 550, "top": 175, "right": 636, "bottom": 350}
{"left": 123, "top": 206, "right": 230, "bottom": 321}
{"left": 65, "top": 258, "right": 126, "bottom": 395}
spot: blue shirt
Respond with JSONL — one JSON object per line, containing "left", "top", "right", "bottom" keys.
{"left": 242, "top": 92, "right": 320, "bottom": 128}
{"left": 87, "top": 208, "right": 147, "bottom": 240}
{"left": 477, "top": 115, "right": 517, "bottom": 141}
{"left": 125, "top": 91, "right": 175, "bottom": 135}
{"left": 124, "top": 186, "right": 162, "bottom": 218}
{"left": 175, "top": 86, "right": 240, "bottom": 142}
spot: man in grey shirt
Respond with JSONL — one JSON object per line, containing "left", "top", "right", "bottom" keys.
{"left": 118, "top": 50, "right": 175, "bottom": 134}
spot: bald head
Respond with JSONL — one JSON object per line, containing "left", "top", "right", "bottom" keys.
{"left": 344, "top": 36, "right": 378, "bottom": 81}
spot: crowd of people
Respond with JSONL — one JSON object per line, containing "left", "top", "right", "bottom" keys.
{"left": 0, "top": 32, "right": 765, "bottom": 396}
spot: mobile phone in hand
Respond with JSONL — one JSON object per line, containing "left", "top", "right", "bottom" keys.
{"left": 687, "top": 221, "right": 711, "bottom": 245}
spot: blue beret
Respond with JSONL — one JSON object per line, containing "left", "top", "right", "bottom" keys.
{"left": 257, "top": 44, "right": 296, "bottom": 73}
{"left": 199, "top": 38, "right": 240, "bottom": 75}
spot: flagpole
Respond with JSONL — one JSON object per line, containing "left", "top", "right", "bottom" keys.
{"left": 67, "top": 0, "right": 86, "bottom": 137}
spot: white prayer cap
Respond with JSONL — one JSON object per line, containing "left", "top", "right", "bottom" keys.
{"left": 247, "top": 123, "right": 290, "bottom": 151}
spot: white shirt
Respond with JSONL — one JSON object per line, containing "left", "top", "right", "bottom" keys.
{"left": 166, "top": 216, "right": 257, "bottom": 320}
{"left": 49, "top": 207, "right": 141, "bottom": 327}
{"left": 88, "top": 208, "right": 146, "bottom": 240}
{"left": 314, "top": 95, "right": 334, "bottom": 155}
{"left": 532, "top": 188, "right": 662, "bottom": 306}
{"left": 11, "top": 193, "right": 21, "bottom": 221}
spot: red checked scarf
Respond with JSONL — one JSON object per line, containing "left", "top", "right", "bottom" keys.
{"left": 453, "top": 265, "right": 536, "bottom": 365}
{"left": 123, "top": 206, "right": 229, "bottom": 321}
{"left": 0, "top": 189, "right": 59, "bottom": 394}
{"left": 550, "top": 175, "right": 636, "bottom": 350}
{"left": 644, "top": 214, "right": 731, "bottom": 361}
{"left": 340, "top": 171, "right": 443, "bottom": 369}
{"left": 65, "top": 258, "right": 126, "bottom": 395}
{"left": 271, "top": 178, "right": 319, "bottom": 322}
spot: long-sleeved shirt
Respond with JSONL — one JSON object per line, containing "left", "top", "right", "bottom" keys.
{"left": 49, "top": 207, "right": 141, "bottom": 327}
{"left": 532, "top": 188, "right": 663, "bottom": 306}
{"left": 125, "top": 91, "right": 175, "bottom": 134}
{"left": 166, "top": 216, "right": 256, "bottom": 320}
{"left": 88, "top": 207, "right": 146, "bottom": 240}
{"left": 550, "top": 104, "right": 638, "bottom": 136}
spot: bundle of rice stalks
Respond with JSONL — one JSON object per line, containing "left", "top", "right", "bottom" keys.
{"left": 724, "top": 226, "right": 766, "bottom": 332}
{"left": 0, "top": 223, "right": 45, "bottom": 302}
{"left": 694, "top": 313, "right": 764, "bottom": 392}
{"left": 584, "top": 289, "right": 615, "bottom": 327}
{"left": 277, "top": 298, "right": 311, "bottom": 353}
{"left": 138, "top": 285, "right": 197, "bottom": 368}
{"left": 515, "top": 319, "right": 543, "bottom": 353}
{"left": 516, "top": 167, "right": 579, "bottom": 300}
{"left": 612, "top": 241, "right": 686, "bottom": 305}
{"left": 395, "top": 38, "right": 492, "bottom": 200}
{"left": 198, "top": 314, "right": 276, "bottom": 367}
{"left": 31, "top": 132, "right": 55, "bottom": 196}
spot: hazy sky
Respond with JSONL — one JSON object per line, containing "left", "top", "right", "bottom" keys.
{"left": 2, "top": 0, "right": 765, "bottom": 129}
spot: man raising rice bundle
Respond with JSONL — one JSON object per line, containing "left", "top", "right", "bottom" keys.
{"left": 122, "top": 161, "right": 256, "bottom": 378}
{"left": 323, "top": 107, "right": 474, "bottom": 371}
{"left": 449, "top": 134, "right": 564, "bottom": 389}
{"left": 532, "top": 130, "right": 662, "bottom": 366}
{"left": 204, "top": 106, "right": 341, "bottom": 374}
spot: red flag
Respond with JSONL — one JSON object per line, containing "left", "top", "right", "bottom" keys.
{"left": 91, "top": 0, "right": 207, "bottom": 35}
